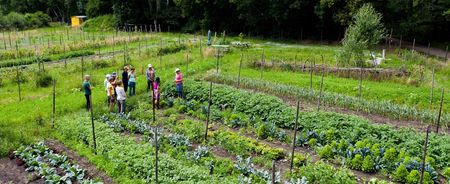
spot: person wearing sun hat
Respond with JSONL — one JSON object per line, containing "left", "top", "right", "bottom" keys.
{"left": 174, "top": 68, "right": 183, "bottom": 98}
{"left": 146, "top": 64, "right": 156, "bottom": 93}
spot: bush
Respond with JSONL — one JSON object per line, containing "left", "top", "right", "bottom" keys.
{"left": 362, "top": 155, "right": 375, "bottom": 172}
{"left": 406, "top": 170, "right": 420, "bottom": 184}
{"left": 35, "top": 72, "right": 53, "bottom": 87}
{"left": 393, "top": 164, "right": 408, "bottom": 182}
{"left": 0, "top": 11, "right": 50, "bottom": 30}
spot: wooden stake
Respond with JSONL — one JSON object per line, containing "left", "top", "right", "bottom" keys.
{"left": 430, "top": 67, "right": 435, "bottom": 108}
{"left": 89, "top": 95, "right": 97, "bottom": 154}
{"left": 16, "top": 65, "right": 21, "bottom": 102}
{"left": 427, "top": 43, "right": 431, "bottom": 57}
{"left": 317, "top": 65, "right": 325, "bottom": 111}
{"left": 186, "top": 50, "right": 189, "bottom": 77}
{"left": 309, "top": 59, "right": 314, "bottom": 89}
{"left": 237, "top": 53, "right": 243, "bottom": 88}
{"left": 419, "top": 126, "right": 430, "bottom": 184}
{"left": 271, "top": 160, "right": 276, "bottom": 184}
{"left": 81, "top": 56, "right": 84, "bottom": 81}
{"left": 52, "top": 79, "right": 56, "bottom": 128}
{"left": 260, "top": 50, "right": 264, "bottom": 79}
{"left": 399, "top": 35, "right": 402, "bottom": 49}
{"left": 159, "top": 39, "right": 162, "bottom": 67}
{"left": 445, "top": 46, "right": 448, "bottom": 62}
{"left": 412, "top": 38, "right": 416, "bottom": 52}
{"left": 205, "top": 81, "right": 213, "bottom": 141}
{"left": 290, "top": 101, "right": 300, "bottom": 171}
{"left": 153, "top": 87, "right": 158, "bottom": 184}
{"left": 436, "top": 88, "right": 444, "bottom": 133}
{"left": 216, "top": 48, "right": 220, "bottom": 73}
{"left": 358, "top": 66, "right": 363, "bottom": 100}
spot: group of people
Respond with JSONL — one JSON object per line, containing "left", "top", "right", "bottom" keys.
{"left": 82, "top": 64, "right": 184, "bottom": 114}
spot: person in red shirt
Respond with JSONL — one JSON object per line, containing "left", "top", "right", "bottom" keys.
{"left": 174, "top": 68, "right": 183, "bottom": 98}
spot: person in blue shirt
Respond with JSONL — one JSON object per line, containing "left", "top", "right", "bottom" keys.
{"left": 82, "top": 75, "right": 93, "bottom": 110}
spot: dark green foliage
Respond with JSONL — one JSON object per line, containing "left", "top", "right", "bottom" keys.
{"left": 35, "top": 72, "right": 53, "bottom": 87}
{"left": 157, "top": 44, "right": 186, "bottom": 56}
{"left": 0, "top": 11, "right": 50, "bottom": 30}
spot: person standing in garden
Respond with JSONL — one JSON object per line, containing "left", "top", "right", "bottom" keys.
{"left": 146, "top": 64, "right": 155, "bottom": 93}
{"left": 115, "top": 81, "right": 126, "bottom": 114}
{"left": 153, "top": 77, "right": 161, "bottom": 109}
{"left": 107, "top": 76, "right": 116, "bottom": 111}
{"left": 104, "top": 74, "right": 111, "bottom": 104}
{"left": 174, "top": 68, "right": 183, "bottom": 98}
{"left": 82, "top": 75, "right": 93, "bottom": 111}
{"left": 128, "top": 67, "right": 137, "bottom": 96}
{"left": 122, "top": 66, "right": 129, "bottom": 92}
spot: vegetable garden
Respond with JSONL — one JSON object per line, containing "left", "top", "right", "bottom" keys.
{"left": 0, "top": 21, "right": 449, "bottom": 184}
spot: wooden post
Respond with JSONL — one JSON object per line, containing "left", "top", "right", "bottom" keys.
{"left": 419, "top": 126, "right": 430, "bottom": 184}
{"left": 388, "top": 28, "right": 393, "bottom": 49}
{"left": 445, "top": 46, "right": 448, "bottom": 62}
{"left": 186, "top": 50, "right": 189, "bottom": 77}
{"left": 294, "top": 55, "right": 297, "bottom": 68}
{"left": 430, "top": 67, "right": 435, "bottom": 108}
{"left": 237, "top": 53, "right": 243, "bottom": 88}
{"left": 309, "top": 59, "right": 314, "bottom": 89}
{"left": 216, "top": 48, "right": 220, "bottom": 73}
{"left": 290, "top": 101, "right": 300, "bottom": 171}
{"left": 81, "top": 56, "right": 84, "bottom": 81}
{"left": 260, "top": 50, "right": 264, "bottom": 79}
{"left": 2, "top": 31, "right": 6, "bottom": 50}
{"left": 412, "top": 38, "right": 416, "bottom": 52}
{"left": 205, "top": 81, "right": 213, "bottom": 141}
{"left": 153, "top": 87, "right": 159, "bottom": 184}
{"left": 436, "top": 88, "right": 444, "bottom": 133}
{"left": 399, "top": 35, "right": 402, "bottom": 49}
{"left": 8, "top": 31, "right": 12, "bottom": 48}
{"left": 159, "top": 39, "right": 162, "bottom": 67}
{"left": 16, "top": 65, "right": 21, "bottom": 102}
{"left": 139, "top": 39, "right": 141, "bottom": 57}
{"left": 317, "top": 64, "right": 325, "bottom": 111}
{"left": 427, "top": 43, "right": 431, "bottom": 57}
{"left": 271, "top": 160, "right": 276, "bottom": 184}
{"left": 89, "top": 96, "right": 97, "bottom": 154}
{"left": 200, "top": 36, "right": 203, "bottom": 58}
{"left": 358, "top": 66, "right": 363, "bottom": 100}
{"left": 52, "top": 79, "right": 56, "bottom": 127}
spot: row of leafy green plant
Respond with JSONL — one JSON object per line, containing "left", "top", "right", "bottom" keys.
{"left": 162, "top": 80, "right": 450, "bottom": 180}
{"left": 0, "top": 50, "right": 95, "bottom": 68}
{"left": 205, "top": 73, "right": 449, "bottom": 126}
{"left": 13, "top": 142, "right": 101, "bottom": 183}
{"left": 157, "top": 43, "right": 187, "bottom": 56}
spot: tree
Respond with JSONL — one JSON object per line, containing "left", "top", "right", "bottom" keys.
{"left": 339, "top": 3, "right": 385, "bottom": 67}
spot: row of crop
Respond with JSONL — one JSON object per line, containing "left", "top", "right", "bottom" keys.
{"left": 162, "top": 80, "right": 450, "bottom": 178}
{"left": 13, "top": 142, "right": 101, "bottom": 183}
{"left": 0, "top": 50, "right": 95, "bottom": 68}
{"left": 56, "top": 112, "right": 242, "bottom": 183}
{"left": 100, "top": 112, "right": 281, "bottom": 183}
{"left": 205, "top": 73, "right": 449, "bottom": 126}
{"left": 0, "top": 35, "right": 143, "bottom": 61}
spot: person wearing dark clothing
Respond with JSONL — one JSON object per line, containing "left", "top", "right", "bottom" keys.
{"left": 82, "top": 75, "right": 93, "bottom": 110}
{"left": 122, "top": 66, "right": 129, "bottom": 92}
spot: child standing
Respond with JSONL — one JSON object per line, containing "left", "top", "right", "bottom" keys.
{"left": 128, "top": 67, "right": 136, "bottom": 96}
{"left": 82, "top": 75, "right": 93, "bottom": 111}
{"left": 116, "top": 81, "right": 127, "bottom": 114}
{"left": 153, "top": 77, "right": 161, "bottom": 109}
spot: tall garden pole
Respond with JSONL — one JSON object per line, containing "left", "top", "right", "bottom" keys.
{"left": 16, "top": 65, "right": 21, "bottom": 102}
{"left": 429, "top": 67, "right": 435, "bottom": 108}
{"left": 216, "top": 48, "right": 220, "bottom": 73}
{"left": 52, "top": 79, "right": 56, "bottom": 128}
{"left": 159, "top": 39, "right": 162, "bottom": 67}
{"left": 271, "top": 160, "right": 276, "bottom": 184}
{"left": 358, "top": 66, "right": 363, "bottom": 100}
{"left": 260, "top": 50, "right": 265, "bottom": 79}
{"left": 237, "top": 53, "right": 243, "bottom": 88}
{"left": 427, "top": 43, "right": 431, "bottom": 57}
{"left": 81, "top": 56, "right": 84, "bottom": 82}
{"left": 186, "top": 49, "right": 189, "bottom": 77}
{"left": 89, "top": 96, "right": 97, "bottom": 154}
{"left": 112, "top": 33, "right": 115, "bottom": 59}
{"left": 399, "top": 35, "right": 402, "bottom": 49}
{"left": 445, "top": 46, "right": 448, "bottom": 62}
{"left": 419, "top": 126, "right": 430, "bottom": 184}
{"left": 200, "top": 36, "right": 203, "bottom": 58}
{"left": 205, "top": 81, "right": 213, "bottom": 141}
{"left": 290, "top": 101, "right": 300, "bottom": 171}
{"left": 153, "top": 87, "right": 159, "bottom": 184}
{"left": 317, "top": 64, "right": 325, "bottom": 111}
{"left": 2, "top": 31, "right": 6, "bottom": 50}
{"left": 412, "top": 38, "right": 416, "bottom": 52}
{"left": 8, "top": 31, "right": 12, "bottom": 48}
{"left": 309, "top": 59, "right": 314, "bottom": 89}
{"left": 436, "top": 88, "right": 444, "bottom": 133}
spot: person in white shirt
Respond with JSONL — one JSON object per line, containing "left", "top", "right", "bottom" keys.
{"left": 115, "top": 81, "right": 127, "bottom": 114}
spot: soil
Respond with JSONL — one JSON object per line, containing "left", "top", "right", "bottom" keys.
{"left": 44, "top": 140, "right": 115, "bottom": 184}
{"left": 0, "top": 158, "right": 44, "bottom": 184}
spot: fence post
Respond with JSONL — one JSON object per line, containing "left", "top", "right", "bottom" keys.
{"left": 216, "top": 48, "right": 220, "bottom": 73}
{"left": 317, "top": 63, "right": 325, "bottom": 111}
{"left": 399, "top": 35, "right": 402, "bottom": 49}
{"left": 52, "top": 79, "right": 56, "bottom": 128}
{"left": 290, "top": 101, "right": 300, "bottom": 171}
{"left": 412, "top": 38, "right": 416, "bottom": 52}
{"left": 271, "top": 160, "right": 276, "bottom": 184}
{"left": 260, "top": 50, "right": 264, "bottom": 79}
{"left": 419, "top": 126, "right": 430, "bottom": 184}
{"left": 81, "top": 56, "right": 84, "bottom": 82}
{"left": 200, "top": 36, "right": 203, "bottom": 58}
{"left": 430, "top": 67, "right": 435, "bottom": 108}
{"left": 205, "top": 81, "right": 213, "bottom": 141}
{"left": 153, "top": 87, "right": 159, "bottom": 184}
{"left": 2, "top": 31, "right": 6, "bottom": 50}
{"left": 112, "top": 33, "right": 115, "bottom": 59}
{"left": 358, "top": 66, "right": 363, "bottom": 100}
{"left": 16, "top": 65, "right": 21, "bottom": 102}
{"left": 309, "top": 59, "right": 314, "bottom": 89}
{"left": 186, "top": 50, "right": 189, "bottom": 77}
{"left": 445, "top": 46, "right": 448, "bottom": 62}
{"left": 436, "top": 88, "right": 444, "bottom": 133}
{"left": 159, "top": 39, "right": 162, "bottom": 67}
{"left": 89, "top": 96, "right": 97, "bottom": 154}
{"left": 237, "top": 53, "right": 243, "bottom": 88}
{"left": 427, "top": 43, "right": 431, "bottom": 57}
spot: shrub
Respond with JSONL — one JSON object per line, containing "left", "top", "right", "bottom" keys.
{"left": 406, "top": 170, "right": 420, "bottom": 184}
{"left": 362, "top": 155, "right": 375, "bottom": 172}
{"left": 35, "top": 72, "right": 53, "bottom": 87}
{"left": 393, "top": 164, "right": 408, "bottom": 182}
{"left": 351, "top": 154, "right": 363, "bottom": 170}
{"left": 318, "top": 145, "right": 334, "bottom": 159}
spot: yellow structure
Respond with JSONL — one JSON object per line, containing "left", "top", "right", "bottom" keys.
{"left": 71, "top": 16, "right": 87, "bottom": 27}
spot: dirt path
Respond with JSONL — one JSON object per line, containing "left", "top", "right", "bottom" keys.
{"left": 0, "top": 158, "right": 43, "bottom": 184}
{"left": 44, "top": 140, "right": 115, "bottom": 184}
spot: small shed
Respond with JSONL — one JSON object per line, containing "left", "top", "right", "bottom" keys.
{"left": 71, "top": 16, "right": 87, "bottom": 27}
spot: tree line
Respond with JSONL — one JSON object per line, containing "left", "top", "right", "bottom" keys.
{"left": 1, "top": 0, "right": 449, "bottom": 42}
